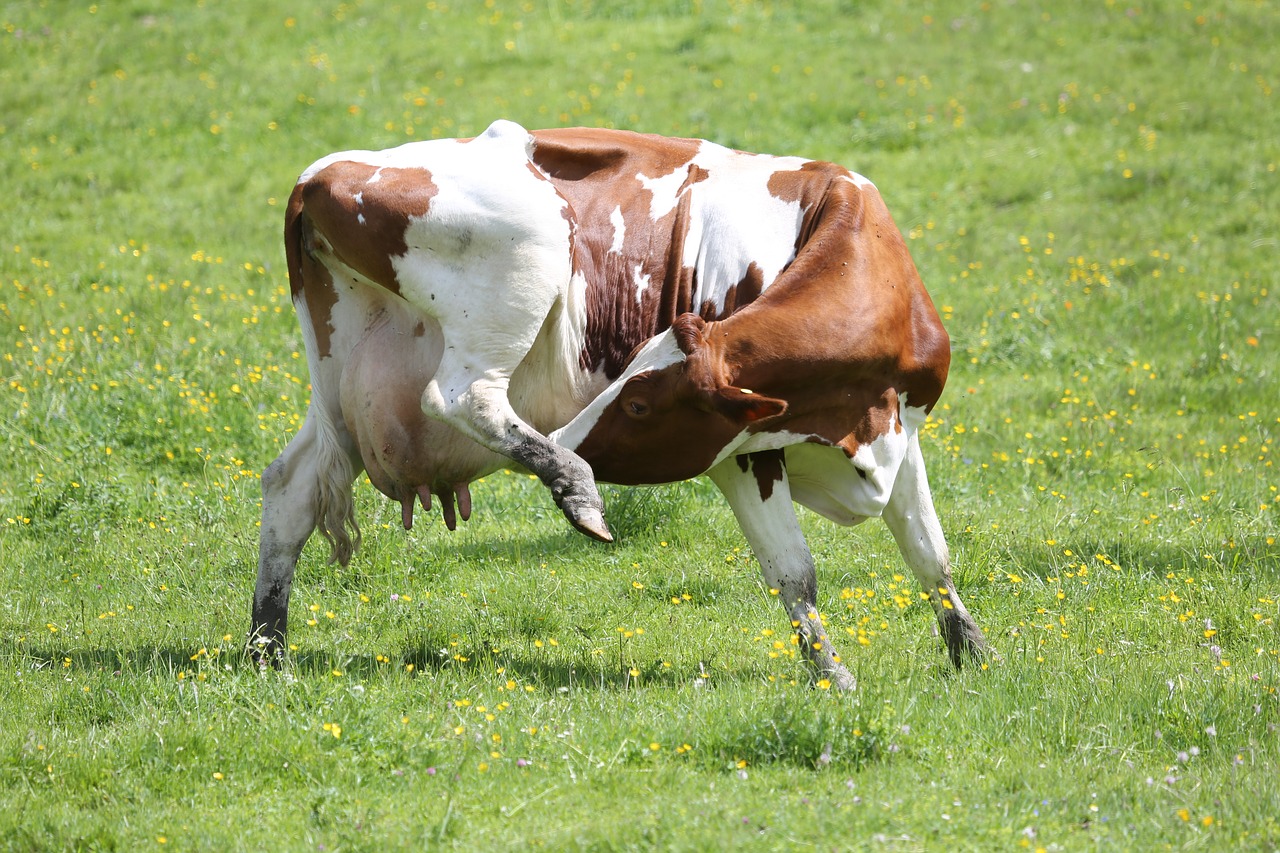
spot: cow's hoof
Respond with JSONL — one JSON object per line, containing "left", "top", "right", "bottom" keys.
{"left": 941, "top": 611, "right": 987, "bottom": 669}
{"left": 564, "top": 501, "right": 613, "bottom": 542}
{"left": 816, "top": 664, "right": 856, "bottom": 692}
{"left": 246, "top": 633, "right": 286, "bottom": 668}
{"left": 830, "top": 669, "right": 857, "bottom": 692}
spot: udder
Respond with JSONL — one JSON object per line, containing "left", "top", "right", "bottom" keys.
{"left": 339, "top": 313, "right": 504, "bottom": 531}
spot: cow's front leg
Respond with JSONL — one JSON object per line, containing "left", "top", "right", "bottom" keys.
{"left": 882, "top": 432, "right": 985, "bottom": 666}
{"left": 422, "top": 373, "right": 611, "bottom": 542}
{"left": 709, "top": 451, "right": 855, "bottom": 690}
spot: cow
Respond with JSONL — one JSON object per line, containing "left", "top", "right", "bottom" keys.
{"left": 251, "top": 119, "right": 985, "bottom": 687}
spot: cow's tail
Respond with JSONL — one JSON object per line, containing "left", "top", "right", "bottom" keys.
{"left": 285, "top": 185, "right": 361, "bottom": 567}
{"left": 311, "top": 405, "right": 361, "bottom": 567}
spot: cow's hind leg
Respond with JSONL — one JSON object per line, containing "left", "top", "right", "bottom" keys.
{"left": 423, "top": 355, "right": 610, "bottom": 543}
{"left": 882, "top": 432, "right": 985, "bottom": 667}
{"left": 251, "top": 410, "right": 361, "bottom": 662}
{"left": 395, "top": 120, "right": 610, "bottom": 542}
{"left": 709, "top": 452, "right": 855, "bottom": 690}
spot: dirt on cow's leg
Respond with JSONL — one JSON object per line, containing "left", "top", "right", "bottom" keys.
{"left": 549, "top": 475, "right": 611, "bottom": 542}
{"left": 938, "top": 594, "right": 988, "bottom": 667}
{"left": 883, "top": 433, "right": 986, "bottom": 669}
{"left": 418, "top": 358, "right": 612, "bottom": 541}
{"left": 251, "top": 490, "right": 315, "bottom": 664}
{"left": 506, "top": 423, "right": 612, "bottom": 542}
{"left": 253, "top": 522, "right": 305, "bottom": 660}
{"left": 791, "top": 604, "right": 857, "bottom": 690}
{"left": 707, "top": 453, "right": 854, "bottom": 689}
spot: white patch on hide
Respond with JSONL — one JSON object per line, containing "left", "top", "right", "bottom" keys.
{"left": 631, "top": 141, "right": 815, "bottom": 318}
{"left": 609, "top": 206, "right": 626, "bottom": 254}
{"left": 638, "top": 165, "right": 692, "bottom": 222}
{"left": 783, "top": 400, "right": 933, "bottom": 525}
{"left": 631, "top": 263, "right": 651, "bottom": 305}
{"left": 681, "top": 146, "right": 809, "bottom": 317}
{"left": 841, "top": 172, "right": 876, "bottom": 190}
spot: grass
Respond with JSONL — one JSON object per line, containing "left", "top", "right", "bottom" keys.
{"left": 2, "top": 0, "right": 1278, "bottom": 849}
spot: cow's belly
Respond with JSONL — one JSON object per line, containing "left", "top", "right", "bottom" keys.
{"left": 339, "top": 307, "right": 505, "bottom": 503}
{"left": 783, "top": 437, "right": 907, "bottom": 525}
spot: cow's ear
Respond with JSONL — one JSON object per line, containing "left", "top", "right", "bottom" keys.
{"left": 711, "top": 386, "right": 787, "bottom": 424}
{"left": 671, "top": 313, "right": 707, "bottom": 356}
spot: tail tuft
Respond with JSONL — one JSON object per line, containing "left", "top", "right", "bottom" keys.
{"left": 312, "top": 411, "right": 361, "bottom": 566}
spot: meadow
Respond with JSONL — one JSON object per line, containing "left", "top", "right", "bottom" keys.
{"left": 1, "top": 0, "right": 1277, "bottom": 849}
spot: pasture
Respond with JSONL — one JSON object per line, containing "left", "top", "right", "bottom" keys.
{"left": 1, "top": 0, "right": 1277, "bottom": 848}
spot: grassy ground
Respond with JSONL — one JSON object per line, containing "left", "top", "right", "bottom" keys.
{"left": 2, "top": 0, "right": 1277, "bottom": 849}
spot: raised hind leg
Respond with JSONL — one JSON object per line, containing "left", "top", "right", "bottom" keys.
{"left": 386, "top": 120, "right": 611, "bottom": 542}
{"left": 882, "top": 432, "right": 985, "bottom": 666}
{"left": 422, "top": 366, "right": 611, "bottom": 537}
{"left": 709, "top": 451, "right": 856, "bottom": 690}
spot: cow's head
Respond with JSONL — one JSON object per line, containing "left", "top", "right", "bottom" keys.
{"left": 552, "top": 313, "right": 787, "bottom": 484}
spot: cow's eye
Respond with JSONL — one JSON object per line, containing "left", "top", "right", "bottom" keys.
{"left": 625, "top": 398, "right": 651, "bottom": 419}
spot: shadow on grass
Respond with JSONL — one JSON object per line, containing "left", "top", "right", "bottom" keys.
{"left": 15, "top": 645, "right": 210, "bottom": 677}
{"left": 11, "top": 639, "right": 746, "bottom": 693}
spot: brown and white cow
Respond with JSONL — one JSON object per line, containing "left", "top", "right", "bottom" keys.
{"left": 251, "top": 119, "right": 985, "bottom": 686}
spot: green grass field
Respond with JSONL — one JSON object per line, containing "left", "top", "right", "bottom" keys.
{"left": 2, "top": 0, "right": 1277, "bottom": 849}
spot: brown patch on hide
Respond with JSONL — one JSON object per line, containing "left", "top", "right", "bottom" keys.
{"left": 566, "top": 150, "right": 948, "bottom": 488}
{"left": 284, "top": 184, "right": 340, "bottom": 358}
{"left": 735, "top": 449, "right": 786, "bottom": 501}
{"left": 297, "top": 161, "right": 439, "bottom": 297}
{"left": 532, "top": 128, "right": 711, "bottom": 380}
